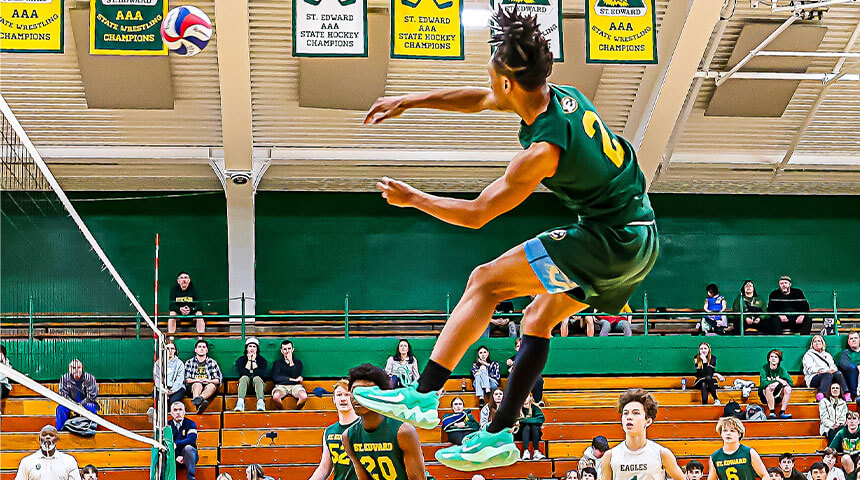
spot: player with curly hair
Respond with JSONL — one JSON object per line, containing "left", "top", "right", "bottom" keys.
{"left": 354, "top": 5, "right": 659, "bottom": 470}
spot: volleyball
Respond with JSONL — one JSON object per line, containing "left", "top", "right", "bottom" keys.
{"left": 161, "top": 5, "right": 213, "bottom": 56}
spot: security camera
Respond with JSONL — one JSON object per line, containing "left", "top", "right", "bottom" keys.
{"left": 225, "top": 170, "right": 252, "bottom": 185}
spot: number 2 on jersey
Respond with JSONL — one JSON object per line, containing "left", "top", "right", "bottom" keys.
{"left": 360, "top": 456, "right": 397, "bottom": 480}
{"left": 582, "top": 110, "right": 625, "bottom": 168}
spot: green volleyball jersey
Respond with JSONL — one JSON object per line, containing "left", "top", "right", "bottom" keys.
{"left": 347, "top": 416, "right": 408, "bottom": 480}
{"left": 518, "top": 84, "right": 654, "bottom": 227}
{"left": 324, "top": 420, "right": 359, "bottom": 480}
{"left": 711, "top": 444, "right": 757, "bottom": 480}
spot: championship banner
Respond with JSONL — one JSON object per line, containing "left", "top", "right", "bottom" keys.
{"left": 292, "top": 0, "right": 367, "bottom": 57}
{"left": 90, "top": 0, "right": 166, "bottom": 55}
{"left": 0, "top": 0, "right": 64, "bottom": 53}
{"left": 585, "top": 0, "right": 657, "bottom": 64}
{"left": 390, "top": 0, "right": 463, "bottom": 60}
{"left": 491, "top": 0, "right": 562, "bottom": 62}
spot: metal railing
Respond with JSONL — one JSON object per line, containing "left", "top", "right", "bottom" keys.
{"left": 2, "top": 291, "right": 856, "bottom": 342}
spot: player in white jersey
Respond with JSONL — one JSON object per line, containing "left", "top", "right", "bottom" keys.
{"left": 601, "top": 389, "right": 686, "bottom": 480}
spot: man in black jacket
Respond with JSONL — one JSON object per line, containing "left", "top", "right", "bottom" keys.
{"left": 168, "top": 271, "right": 205, "bottom": 335}
{"left": 767, "top": 276, "right": 810, "bottom": 335}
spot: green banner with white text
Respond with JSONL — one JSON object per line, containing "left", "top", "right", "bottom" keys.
{"left": 90, "top": 0, "right": 166, "bottom": 55}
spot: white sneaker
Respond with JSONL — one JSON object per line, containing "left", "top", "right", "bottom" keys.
{"left": 146, "top": 406, "right": 155, "bottom": 424}
{"left": 533, "top": 451, "right": 546, "bottom": 461}
{"left": 256, "top": 399, "right": 266, "bottom": 411}
{"left": 522, "top": 450, "right": 531, "bottom": 461}
{"left": 234, "top": 398, "right": 245, "bottom": 412}
{"left": 714, "top": 400, "right": 721, "bottom": 406}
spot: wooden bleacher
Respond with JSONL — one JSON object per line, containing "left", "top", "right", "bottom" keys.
{"left": 0, "top": 373, "right": 832, "bottom": 479}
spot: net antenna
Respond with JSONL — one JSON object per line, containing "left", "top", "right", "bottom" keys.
{"left": 0, "top": 93, "right": 172, "bottom": 477}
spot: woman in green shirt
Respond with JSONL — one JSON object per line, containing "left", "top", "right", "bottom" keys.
{"left": 519, "top": 393, "right": 545, "bottom": 461}
{"left": 758, "top": 349, "right": 794, "bottom": 419}
{"left": 732, "top": 280, "right": 767, "bottom": 334}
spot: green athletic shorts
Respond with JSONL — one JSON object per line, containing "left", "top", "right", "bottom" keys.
{"left": 523, "top": 220, "right": 658, "bottom": 314}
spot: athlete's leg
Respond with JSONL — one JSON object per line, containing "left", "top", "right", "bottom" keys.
{"left": 416, "top": 244, "right": 547, "bottom": 393}
{"left": 488, "top": 293, "right": 587, "bottom": 433}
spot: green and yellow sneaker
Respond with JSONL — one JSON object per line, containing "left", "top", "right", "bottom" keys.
{"left": 434, "top": 427, "right": 520, "bottom": 471}
{"left": 352, "top": 381, "right": 440, "bottom": 429}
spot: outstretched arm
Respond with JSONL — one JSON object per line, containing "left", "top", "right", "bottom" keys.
{"left": 376, "top": 142, "right": 560, "bottom": 229}
{"left": 399, "top": 423, "right": 428, "bottom": 480}
{"left": 661, "top": 447, "right": 686, "bottom": 480}
{"left": 364, "top": 88, "right": 503, "bottom": 124}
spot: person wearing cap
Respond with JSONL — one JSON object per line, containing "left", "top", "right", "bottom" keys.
{"left": 56, "top": 360, "right": 99, "bottom": 432}
{"left": 580, "top": 436, "right": 609, "bottom": 479}
{"left": 767, "top": 276, "right": 811, "bottom": 335}
{"left": 15, "top": 425, "right": 81, "bottom": 480}
{"left": 234, "top": 337, "right": 268, "bottom": 412}
{"left": 168, "top": 271, "right": 205, "bottom": 335}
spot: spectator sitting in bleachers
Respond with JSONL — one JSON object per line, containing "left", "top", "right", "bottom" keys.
{"left": 769, "top": 467, "right": 785, "bottom": 480}
{"left": 234, "top": 337, "right": 268, "bottom": 412}
{"left": 81, "top": 464, "right": 98, "bottom": 480}
{"left": 479, "top": 387, "right": 503, "bottom": 427}
{"left": 699, "top": 284, "right": 729, "bottom": 335}
{"left": 148, "top": 341, "right": 185, "bottom": 422}
{"left": 471, "top": 346, "right": 500, "bottom": 406}
{"left": 581, "top": 435, "right": 609, "bottom": 479}
{"left": 820, "top": 383, "right": 849, "bottom": 444}
{"left": 768, "top": 276, "right": 811, "bottom": 335}
{"left": 684, "top": 460, "right": 704, "bottom": 480}
{"left": 519, "top": 393, "right": 545, "bottom": 461}
{"left": 829, "top": 411, "right": 860, "bottom": 475}
{"left": 245, "top": 464, "right": 276, "bottom": 480}
{"left": 808, "top": 463, "right": 828, "bottom": 480}
{"left": 804, "top": 335, "right": 851, "bottom": 403}
{"left": 484, "top": 300, "right": 517, "bottom": 337}
{"left": 838, "top": 332, "right": 860, "bottom": 401}
{"left": 508, "top": 337, "right": 544, "bottom": 403}
{"left": 170, "top": 401, "right": 199, "bottom": 480}
{"left": 441, "top": 396, "right": 479, "bottom": 445}
{"left": 560, "top": 310, "right": 596, "bottom": 337}
{"left": 580, "top": 467, "right": 598, "bottom": 480}
{"left": 820, "top": 448, "right": 846, "bottom": 480}
{"left": 271, "top": 339, "right": 307, "bottom": 410}
{"left": 1, "top": 345, "right": 11, "bottom": 401}
{"left": 15, "top": 425, "right": 80, "bottom": 480}
{"left": 693, "top": 342, "right": 724, "bottom": 406}
{"left": 384, "top": 339, "right": 420, "bottom": 388}
{"left": 184, "top": 339, "right": 222, "bottom": 414}
{"left": 780, "top": 453, "right": 807, "bottom": 480}
{"left": 168, "top": 271, "right": 205, "bottom": 335}
{"left": 56, "top": 359, "right": 99, "bottom": 432}
{"left": 759, "top": 349, "right": 793, "bottom": 419}
{"left": 595, "top": 304, "right": 633, "bottom": 337}
{"left": 564, "top": 470, "right": 578, "bottom": 480}
{"left": 733, "top": 280, "right": 767, "bottom": 334}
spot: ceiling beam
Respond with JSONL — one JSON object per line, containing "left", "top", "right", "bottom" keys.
{"left": 772, "top": 18, "right": 860, "bottom": 177}
{"left": 629, "top": 0, "right": 723, "bottom": 185}
{"left": 213, "top": 0, "right": 253, "bottom": 171}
